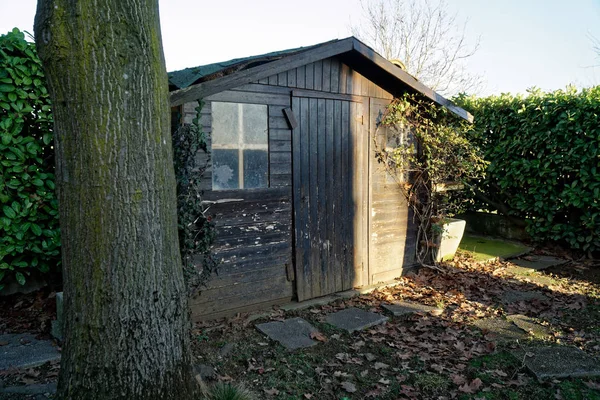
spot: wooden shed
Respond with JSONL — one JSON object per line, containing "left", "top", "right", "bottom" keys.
{"left": 169, "top": 37, "right": 471, "bottom": 319}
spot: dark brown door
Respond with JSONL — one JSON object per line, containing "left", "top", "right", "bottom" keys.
{"left": 292, "top": 96, "right": 368, "bottom": 301}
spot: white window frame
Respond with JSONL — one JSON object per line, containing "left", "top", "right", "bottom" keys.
{"left": 211, "top": 102, "right": 269, "bottom": 190}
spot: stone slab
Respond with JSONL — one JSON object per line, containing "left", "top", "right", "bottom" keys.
{"left": 256, "top": 317, "right": 319, "bottom": 350}
{"left": 0, "top": 334, "right": 60, "bottom": 371}
{"left": 0, "top": 382, "right": 57, "bottom": 396}
{"left": 510, "top": 255, "right": 567, "bottom": 271}
{"left": 381, "top": 301, "right": 442, "bottom": 318}
{"left": 501, "top": 290, "right": 549, "bottom": 305}
{"left": 513, "top": 346, "right": 600, "bottom": 380}
{"left": 471, "top": 317, "right": 529, "bottom": 341}
{"left": 325, "top": 307, "right": 388, "bottom": 333}
{"left": 507, "top": 314, "right": 553, "bottom": 338}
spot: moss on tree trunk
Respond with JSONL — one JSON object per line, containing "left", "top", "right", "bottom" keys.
{"left": 34, "top": 1, "right": 198, "bottom": 398}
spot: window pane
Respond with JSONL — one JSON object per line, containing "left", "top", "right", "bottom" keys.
{"left": 241, "top": 104, "right": 268, "bottom": 145}
{"left": 212, "top": 149, "right": 239, "bottom": 190}
{"left": 212, "top": 102, "right": 239, "bottom": 146}
{"left": 243, "top": 150, "right": 268, "bottom": 189}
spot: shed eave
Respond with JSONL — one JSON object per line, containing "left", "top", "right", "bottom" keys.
{"left": 169, "top": 37, "right": 472, "bottom": 122}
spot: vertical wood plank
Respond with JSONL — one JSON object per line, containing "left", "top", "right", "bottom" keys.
{"left": 313, "top": 60, "right": 323, "bottom": 91}
{"left": 339, "top": 63, "right": 348, "bottom": 94}
{"left": 258, "top": 77, "right": 269, "bottom": 84}
{"left": 322, "top": 59, "right": 331, "bottom": 93}
{"left": 346, "top": 68, "right": 354, "bottom": 95}
{"left": 277, "top": 72, "right": 288, "bottom": 87}
{"left": 317, "top": 98, "right": 328, "bottom": 294}
{"left": 292, "top": 96, "right": 304, "bottom": 299}
{"left": 299, "top": 97, "right": 311, "bottom": 300}
{"left": 288, "top": 69, "right": 297, "bottom": 87}
{"left": 330, "top": 59, "right": 340, "bottom": 94}
{"left": 341, "top": 101, "right": 351, "bottom": 289}
{"left": 308, "top": 98, "right": 320, "bottom": 298}
{"left": 296, "top": 66, "right": 306, "bottom": 89}
{"left": 361, "top": 98, "right": 370, "bottom": 287}
{"left": 305, "top": 63, "right": 314, "bottom": 90}
{"left": 268, "top": 74, "right": 278, "bottom": 85}
{"left": 332, "top": 100, "right": 343, "bottom": 293}
{"left": 351, "top": 102, "right": 361, "bottom": 288}
{"left": 325, "top": 99, "right": 335, "bottom": 294}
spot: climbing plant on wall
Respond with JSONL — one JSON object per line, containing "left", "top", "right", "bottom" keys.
{"left": 0, "top": 28, "right": 60, "bottom": 290}
{"left": 172, "top": 101, "right": 218, "bottom": 293}
{"left": 374, "top": 93, "right": 487, "bottom": 267}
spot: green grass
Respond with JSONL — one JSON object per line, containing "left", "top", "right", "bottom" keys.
{"left": 459, "top": 235, "right": 530, "bottom": 261}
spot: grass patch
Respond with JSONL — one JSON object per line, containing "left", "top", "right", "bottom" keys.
{"left": 459, "top": 235, "right": 530, "bottom": 261}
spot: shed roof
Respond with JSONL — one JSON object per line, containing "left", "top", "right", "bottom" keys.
{"left": 169, "top": 37, "right": 472, "bottom": 122}
{"left": 168, "top": 40, "right": 337, "bottom": 90}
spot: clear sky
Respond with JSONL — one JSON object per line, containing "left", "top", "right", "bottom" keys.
{"left": 1, "top": 0, "right": 599, "bottom": 96}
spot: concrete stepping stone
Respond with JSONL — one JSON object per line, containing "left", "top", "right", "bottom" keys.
{"left": 506, "top": 314, "right": 553, "bottom": 338}
{"left": 381, "top": 301, "right": 442, "bottom": 319}
{"left": 0, "top": 382, "right": 57, "bottom": 397}
{"left": 256, "top": 317, "right": 320, "bottom": 350}
{"left": 325, "top": 307, "right": 388, "bottom": 333}
{"left": 510, "top": 255, "right": 567, "bottom": 271}
{"left": 0, "top": 334, "right": 60, "bottom": 371}
{"left": 501, "top": 290, "right": 549, "bottom": 305}
{"left": 471, "top": 317, "right": 530, "bottom": 341}
{"left": 512, "top": 346, "right": 600, "bottom": 380}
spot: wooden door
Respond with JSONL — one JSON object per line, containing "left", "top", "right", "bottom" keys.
{"left": 368, "top": 98, "right": 417, "bottom": 285}
{"left": 292, "top": 96, "right": 368, "bottom": 301}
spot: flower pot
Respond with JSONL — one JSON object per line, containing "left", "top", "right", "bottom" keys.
{"left": 434, "top": 218, "right": 466, "bottom": 262}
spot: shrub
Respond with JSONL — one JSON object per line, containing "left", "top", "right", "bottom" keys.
{"left": 455, "top": 87, "right": 600, "bottom": 254}
{"left": 0, "top": 28, "right": 60, "bottom": 290}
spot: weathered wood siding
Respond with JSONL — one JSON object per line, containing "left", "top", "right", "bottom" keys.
{"left": 190, "top": 188, "right": 293, "bottom": 319}
{"left": 183, "top": 88, "right": 294, "bottom": 320}
{"left": 368, "top": 98, "right": 417, "bottom": 284}
{"left": 180, "top": 55, "right": 416, "bottom": 317}
{"left": 257, "top": 57, "right": 394, "bottom": 100}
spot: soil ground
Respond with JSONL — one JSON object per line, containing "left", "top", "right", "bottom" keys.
{"left": 1, "top": 253, "right": 599, "bottom": 399}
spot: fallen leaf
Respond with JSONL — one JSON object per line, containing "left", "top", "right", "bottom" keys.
{"left": 310, "top": 331, "right": 328, "bottom": 342}
{"left": 373, "top": 362, "right": 389, "bottom": 370}
{"left": 459, "top": 378, "right": 483, "bottom": 394}
{"left": 264, "top": 388, "right": 280, "bottom": 396}
{"left": 340, "top": 381, "right": 357, "bottom": 393}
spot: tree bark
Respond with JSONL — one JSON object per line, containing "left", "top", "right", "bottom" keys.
{"left": 34, "top": 1, "right": 198, "bottom": 399}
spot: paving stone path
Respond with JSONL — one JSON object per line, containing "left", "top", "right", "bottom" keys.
{"left": 501, "top": 289, "right": 549, "bottom": 305}
{"left": 0, "top": 334, "right": 60, "bottom": 371}
{"left": 256, "top": 317, "right": 321, "bottom": 350}
{"left": 381, "top": 300, "right": 443, "bottom": 319}
{"left": 510, "top": 255, "right": 568, "bottom": 271}
{"left": 512, "top": 346, "right": 600, "bottom": 380}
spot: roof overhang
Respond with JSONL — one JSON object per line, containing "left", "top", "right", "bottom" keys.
{"left": 169, "top": 37, "right": 473, "bottom": 122}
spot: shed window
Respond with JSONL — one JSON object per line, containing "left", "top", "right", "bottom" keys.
{"left": 211, "top": 102, "right": 268, "bottom": 190}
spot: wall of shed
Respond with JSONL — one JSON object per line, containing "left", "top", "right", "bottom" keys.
{"left": 182, "top": 56, "right": 415, "bottom": 319}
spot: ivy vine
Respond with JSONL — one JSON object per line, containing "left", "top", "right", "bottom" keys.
{"left": 172, "top": 100, "right": 218, "bottom": 293}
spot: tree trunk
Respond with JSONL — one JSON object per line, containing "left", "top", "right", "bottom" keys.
{"left": 34, "top": 1, "right": 198, "bottom": 399}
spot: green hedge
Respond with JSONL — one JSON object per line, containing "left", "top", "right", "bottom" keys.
{"left": 0, "top": 29, "right": 60, "bottom": 289}
{"left": 455, "top": 87, "right": 600, "bottom": 253}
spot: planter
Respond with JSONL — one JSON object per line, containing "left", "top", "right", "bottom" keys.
{"left": 434, "top": 218, "right": 466, "bottom": 262}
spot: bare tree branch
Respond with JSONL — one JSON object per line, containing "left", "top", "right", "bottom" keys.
{"left": 352, "top": 0, "right": 483, "bottom": 96}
